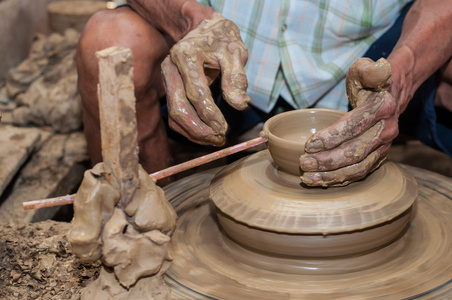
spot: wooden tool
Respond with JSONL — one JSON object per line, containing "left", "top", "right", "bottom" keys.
{"left": 22, "top": 136, "right": 267, "bottom": 210}
{"left": 96, "top": 46, "right": 140, "bottom": 209}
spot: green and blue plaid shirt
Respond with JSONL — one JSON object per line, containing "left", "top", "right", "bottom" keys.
{"left": 198, "top": 0, "right": 410, "bottom": 113}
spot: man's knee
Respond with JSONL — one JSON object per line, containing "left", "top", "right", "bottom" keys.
{"left": 77, "top": 7, "right": 171, "bottom": 96}
{"left": 77, "top": 7, "right": 173, "bottom": 169}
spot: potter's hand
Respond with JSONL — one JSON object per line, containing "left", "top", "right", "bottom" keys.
{"left": 300, "top": 58, "right": 399, "bottom": 187}
{"left": 161, "top": 12, "right": 249, "bottom": 146}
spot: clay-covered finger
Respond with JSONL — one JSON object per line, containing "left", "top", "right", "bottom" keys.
{"left": 300, "top": 150, "right": 386, "bottom": 187}
{"left": 305, "top": 91, "right": 396, "bottom": 153}
{"left": 301, "top": 116, "right": 398, "bottom": 172}
{"left": 220, "top": 43, "right": 250, "bottom": 110}
{"left": 162, "top": 56, "right": 226, "bottom": 146}
{"left": 300, "top": 121, "right": 385, "bottom": 171}
{"left": 169, "top": 47, "right": 227, "bottom": 137}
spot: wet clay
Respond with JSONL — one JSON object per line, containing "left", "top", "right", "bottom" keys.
{"left": 165, "top": 166, "right": 452, "bottom": 299}
{"left": 346, "top": 57, "right": 391, "bottom": 108}
{"left": 5, "top": 29, "right": 83, "bottom": 133}
{"left": 68, "top": 163, "right": 176, "bottom": 299}
{"left": 260, "top": 109, "right": 346, "bottom": 176}
{"left": 299, "top": 58, "right": 393, "bottom": 186}
{"left": 210, "top": 151, "right": 417, "bottom": 255}
{"left": 261, "top": 108, "right": 394, "bottom": 186}
{"left": 68, "top": 46, "right": 176, "bottom": 299}
{"left": 161, "top": 12, "right": 249, "bottom": 146}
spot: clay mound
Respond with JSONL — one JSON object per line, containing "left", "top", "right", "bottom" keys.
{"left": 2, "top": 28, "right": 83, "bottom": 134}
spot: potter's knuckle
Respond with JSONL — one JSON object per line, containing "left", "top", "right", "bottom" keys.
{"left": 168, "top": 108, "right": 188, "bottom": 121}
{"left": 161, "top": 56, "right": 171, "bottom": 68}
{"left": 387, "top": 125, "right": 399, "bottom": 140}
{"left": 382, "top": 95, "right": 396, "bottom": 110}
{"left": 224, "top": 19, "right": 241, "bottom": 34}
{"left": 170, "top": 46, "right": 190, "bottom": 61}
{"left": 169, "top": 44, "right": 181, "bottom": 56}
{"left": 346, "top": 120, "right": 363, "bottom": 137}
{"left": 167, "top": 106, "right": 178, "bottom": 117}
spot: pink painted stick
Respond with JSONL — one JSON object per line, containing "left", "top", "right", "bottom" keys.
{"left": 151, "top": 136, "right": 267, "bottom": 180}
{"left": 22, "top": 136, "right": 267, "bottom": 210}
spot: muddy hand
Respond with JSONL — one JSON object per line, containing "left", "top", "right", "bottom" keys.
{"left": 161, "top": 12, "right": 249, "bottom": 146}
{"left": 300, "top": 58, "right": 399, "bottom": 187}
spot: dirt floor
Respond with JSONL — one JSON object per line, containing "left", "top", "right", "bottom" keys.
{"left": 0, "top": 220, "right": 101, "bottom": 300}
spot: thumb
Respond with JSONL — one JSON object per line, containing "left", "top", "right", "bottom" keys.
{"left": 346, "top": 58, "right": 392, "bottom": 108}
{"left": 359, "top": 58, "right": 392, "bottom": 90}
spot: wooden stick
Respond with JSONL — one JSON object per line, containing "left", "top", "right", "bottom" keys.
{"left": 22, "top": 136, "right": 267, "bottom": 210}
{"left": 152, "top": 136, "right": 267, "bottom": 180}
{"left": 96, "top": 47, "right": 139, "bottom": 208}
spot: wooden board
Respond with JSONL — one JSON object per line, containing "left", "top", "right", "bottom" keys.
{"left": 0, "top": 125, "right": 41, "bottom": 196}
{"left": 0, "top": 131, "right": 88, "bottom": 224}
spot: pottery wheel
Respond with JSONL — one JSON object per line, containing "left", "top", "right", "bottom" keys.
{"left": 164, "top": 155, "right": 452, "bottom": 299}
{"left": 210, "top": 150, "right": 417, "bottom": 234}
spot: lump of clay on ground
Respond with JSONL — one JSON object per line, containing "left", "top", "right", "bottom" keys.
{"left": 4, "top": 29, "right": 83, "bottom": 133}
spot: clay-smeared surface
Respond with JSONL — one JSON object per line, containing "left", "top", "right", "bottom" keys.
{"left": 165, "top": 166, "right": 452, "bottom": 299}
{"left": 211, "top": 150, "right": 417, "bottom": 234}
{"left": 96, "top": 46, "right": 139, "bottom": 208}
{"left": 7, "top": 29, "right": 83, "bottom": 134}
{"left": 300, "top": 58, "right": 395, "bottom": 187}
{"left": 68, "top": 163, "right": 176, "bottom": 299}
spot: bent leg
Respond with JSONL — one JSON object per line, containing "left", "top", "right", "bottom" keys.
{"left": 77, "top": 6, "right": 174, "bottom": 183}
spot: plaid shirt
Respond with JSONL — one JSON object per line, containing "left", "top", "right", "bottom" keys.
{"left": 198, "top": 0, "right": 410, "bottom": 113}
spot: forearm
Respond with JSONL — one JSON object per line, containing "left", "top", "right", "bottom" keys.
{"left": 388, "top": 0, "right": 452, "bottom": 112}
{"left": 128, "top": 0, "right": 215, "bottom": 41}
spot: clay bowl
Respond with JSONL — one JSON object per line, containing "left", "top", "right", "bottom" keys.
{"left": 261, "top": 108, "right": 345, "bottom": 176}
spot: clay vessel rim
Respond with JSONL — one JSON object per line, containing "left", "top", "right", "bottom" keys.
{"left": 262, "top": 108, "right": 345, "bottom": 145}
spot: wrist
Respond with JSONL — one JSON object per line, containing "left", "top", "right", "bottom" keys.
{"left": 180, "top": 2, "right": 215, "bottom": 39}
{"left": 387, "top": 45, "right": 416, "bottom": 113}
{"left": 128, "top": 0, "right": 215, "bottom": 42}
